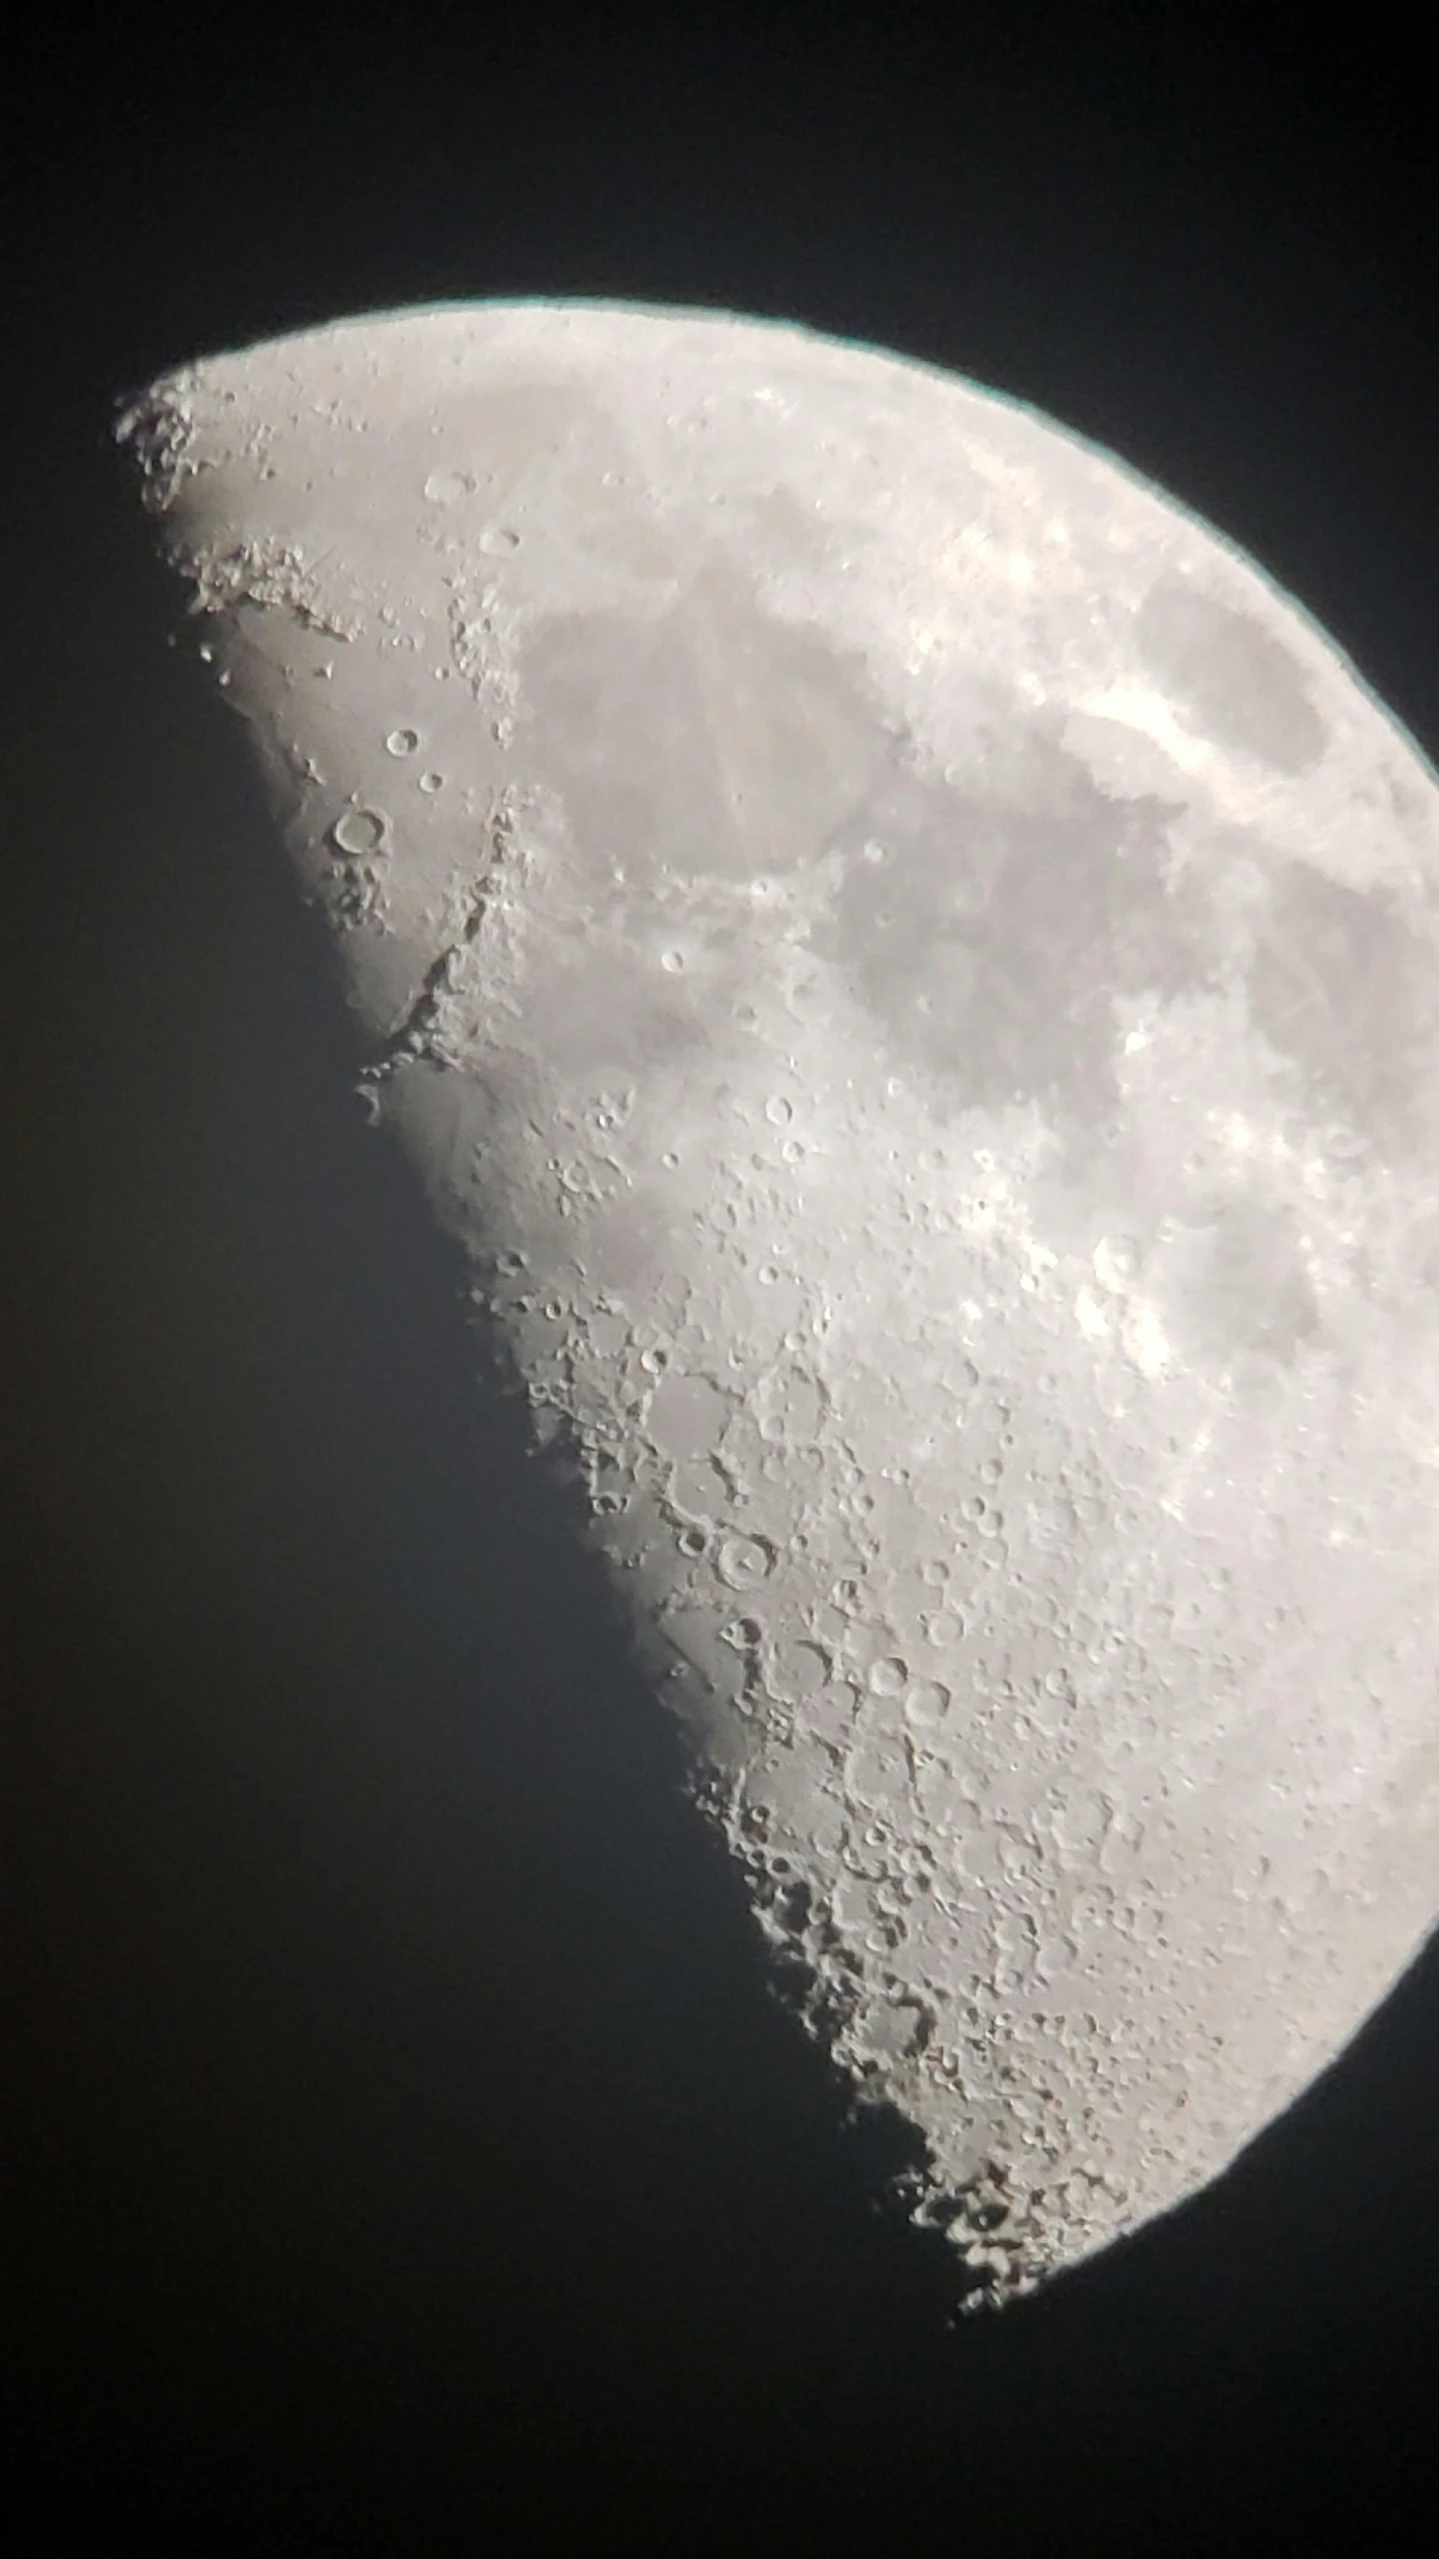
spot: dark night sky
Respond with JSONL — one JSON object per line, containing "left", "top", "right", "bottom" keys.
{"left": 8, "top": 12, "right": 1439, "bottom": 2549}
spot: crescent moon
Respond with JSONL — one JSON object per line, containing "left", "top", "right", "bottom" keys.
{"left": 118, "top": 300, "right": 1439, "bottom": 2304}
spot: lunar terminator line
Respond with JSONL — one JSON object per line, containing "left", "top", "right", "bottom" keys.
{"left": 118, "top": 299, "right": 1439, "bottom": 2301}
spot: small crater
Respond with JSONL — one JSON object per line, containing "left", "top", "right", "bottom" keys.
{"left": 647, "top": 1369, "right": 730, "bottom": 1460}
{"left": 669, "top": 1457, "right": 730, "bottom": 1519}
{"left": 903, "top": 1679, "right": 951, "bottom": 1728}
{"left": 717, "top": 1532, "right": 777, "bottom": 1591}
{"left": 773, "top": 1640, "right": 831, "bottom": 1701}
{"left": 868, "top": 1655, "right": 909, "bottom": 1698}
{"left": 331, "top": 806, "right": 388, "bottom": 856}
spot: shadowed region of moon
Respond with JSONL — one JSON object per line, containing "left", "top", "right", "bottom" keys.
{"left": 116, "top": 299, "right": 1439, "bottom": 2305}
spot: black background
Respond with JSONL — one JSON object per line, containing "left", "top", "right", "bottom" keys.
{"left": 8, "top": 10, "right": 1439, "bottom": 2549}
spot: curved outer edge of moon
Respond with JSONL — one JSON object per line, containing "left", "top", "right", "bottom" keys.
{"left": 116, "top": 298, "right": 1439, "bottom": 2306}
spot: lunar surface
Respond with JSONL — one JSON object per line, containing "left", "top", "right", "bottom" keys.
{"left": 117, "top": 301, "right": 1439, "bottom": 2302}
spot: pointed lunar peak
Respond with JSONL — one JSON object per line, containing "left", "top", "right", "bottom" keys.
{"left": 118, "top": 299, "right": 1439, "bottom": 2303}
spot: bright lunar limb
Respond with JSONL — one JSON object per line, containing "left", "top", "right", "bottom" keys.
{"left": 118, "top": 301, "right": 1439, "bottom": 2304}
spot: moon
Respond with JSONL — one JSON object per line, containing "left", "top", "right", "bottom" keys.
{"left": 117, "top": 300, "right": 1439, "bottom": 2304}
